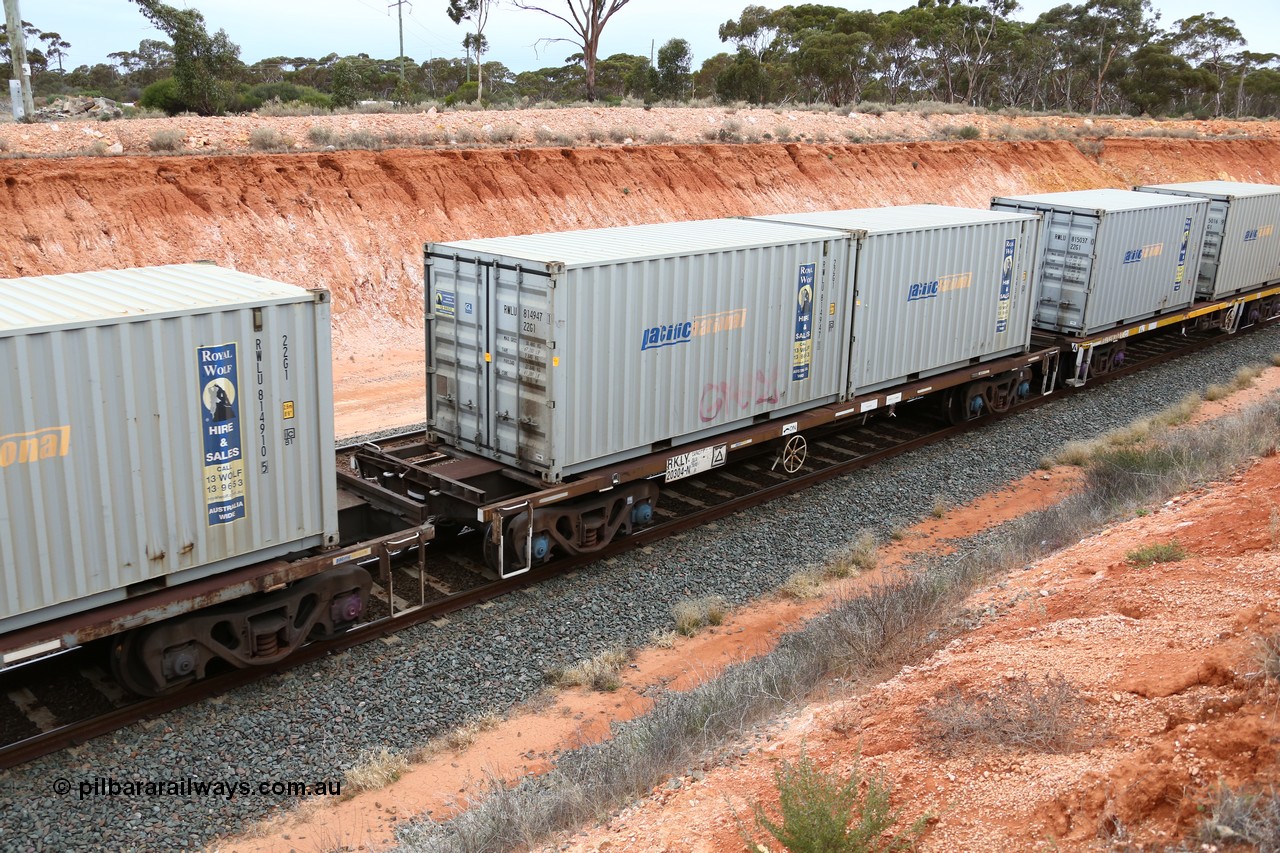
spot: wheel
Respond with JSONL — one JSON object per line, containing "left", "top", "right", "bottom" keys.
{"left": 109, "top": 630, "right": 171, "bottom": 697}
{"left": 780, "top": 434, "right": 807, "bottom": 474}
{"left": 481, "top": 521, "right": 506, "bottom": 574}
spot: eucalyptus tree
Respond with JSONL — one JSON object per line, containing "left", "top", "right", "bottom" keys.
{"left": 131, "top": 0, "right": 243, "bottom": 114}
{"left": 656, "top": 38, "right": 692, "bottom": 101}
{"left": 1171, "top": 13, "right": 1245, "bottom": 115}
{"left": 448, "top": 0, "right": 495, "bottom": 103}
{"left": 511, "top": 0, "right": 634, "bottom": 101}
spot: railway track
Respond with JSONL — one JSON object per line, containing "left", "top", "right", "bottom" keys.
{"left": 0, "top": 322, "right": 1252, "bottom": 770}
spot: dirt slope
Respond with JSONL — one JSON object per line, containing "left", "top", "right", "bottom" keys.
{"left": 4, "top": 124, "right": 1279, "bottom": 435}
{"left": 223, "top": 375, "right": 1280, "bottom": 853}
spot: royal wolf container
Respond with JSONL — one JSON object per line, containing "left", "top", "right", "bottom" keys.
{"left": 0, "top": 264, "right": 338, "bottom": 634}
{"left": 427, "top": 218, "right": 854, "bottom": 483}
{"left": 1134, "top": 181, "right": 1280, "bottom": 299}
{"left": 991, "top": 189, "right": 1208, "bottom": 336}
{"left": 747, "top": 205, "right": 1041, "bottom": 396}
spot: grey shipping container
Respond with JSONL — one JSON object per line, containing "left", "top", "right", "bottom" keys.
{"left": 1134, "top": 181, "right": 1280, "bottom": 299}
{"left": 427, "top": 218, "right": 854, "bottom": 483}
{"left": 747, "top": 205, "right": 1041, "bottom": 396}
{"left": 0, "top": 264, "right": 338, "bottom": 634}
{"left": 991, "top": 189, "right": 1208, "bottom": 336}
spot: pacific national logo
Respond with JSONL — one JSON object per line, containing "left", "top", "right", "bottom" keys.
{"left": 1124, "top": 243, "right": 1164, "bottom": 264}
{"left": 907, "top": 272, "right": 972, "bottom": 302}
{"left": 1244, "top": 225, "right": 1275, "bottom": 242}
{"left": 641, "top": 308, "right": 747, "bottom": 351}
{"left": 0, "top": 426, "right": 71, "bottom": 468}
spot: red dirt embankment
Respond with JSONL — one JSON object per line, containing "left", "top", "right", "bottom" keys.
{"left": 3, "top": 135, "right": 1280, "bottom": 435}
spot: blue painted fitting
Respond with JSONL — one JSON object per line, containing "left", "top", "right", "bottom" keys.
{"left": 531, "top": 533, "right": 551, "bottom": 561}
{"left": 1017, "top": 381, "right": 1031, "bottom": 398}
{"left": 631, "top": 502, "right": 654, "bottom": 526}
{"left": 969, "top": 395, "right": 985, "bottom": 414}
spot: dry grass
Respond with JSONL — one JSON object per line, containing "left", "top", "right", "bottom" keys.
{"left": 247, "top": 127, "right": 295, "bottom": 151}
{"left": 649, "top": 629, "right": 678, "bottom": 649}
{"left": 930, "top": 494, "right": 950, "bottom": 519}
{"left": 781, "top": 569, "right": 825, "bottom": 599}
{"left": 148, "top": 128, "right": 184, "bottom": 152}
{"left": 1205, "top": 363, "right": 1265, "bottom": 401}
{"left": 486, "top": 124, "right": 518, "bottom": 143}
{"left": 1048, "top": 393, "right": 1203, "bottom": 467}
{"left": 397, "top": 399, "right": 1280, "bottom": 853}
{"left": 343, "top": 747, "right": 410, "bottom": 794}
{"left": 922, "top": 673, "right": 1086, "bottom": 753}
{"left": 826, "top": 530, "right": 879, "bottom": 579}
{"left": 1257, "top": 633, "right": 1280, "bottom": 683}
{"left": 672, "top": 595, "right": 731, "bottom": 636}
{"left": 546, "top": 646, "right": 630, "bottom": 691}
{"left": 1200, "top": 781, "right": 1280, "bottom": 850}
{"left": 444, "top": 711, "right": 503, "bottom": 752}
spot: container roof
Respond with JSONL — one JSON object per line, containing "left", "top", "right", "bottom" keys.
{"left": 431, "top": 217, "right": 849, "bottom": 267}
{"left": 750, "top": 204, "right": 1036, "bottom": 234}
{"left": 993, "top": 188, "right": 1203, "bottom": 212}
{"left": 0, "top": 264, "right": 314, "bottom": 336}
{"left": 1138, "top": 180, "right": 1280, "bottom": 199}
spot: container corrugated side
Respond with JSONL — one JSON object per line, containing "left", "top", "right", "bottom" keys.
{"left": 748, "top": 206, "right": 1040, "bottom": 395}
{"left": 427, "top": 219, "right": 854, "bottom": 482}
{"left": 0, "top": 265, "right": 338, "bottom": 633}
{"left": 1135, "top": 181, "right": 1280, "bottom": 298}
{"left": 991, "top": 191, "right": 1207, "bottom": 335}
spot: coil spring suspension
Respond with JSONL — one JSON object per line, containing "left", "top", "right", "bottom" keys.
{"left": 254, "top": 631, "right": 279, "bottom": 657}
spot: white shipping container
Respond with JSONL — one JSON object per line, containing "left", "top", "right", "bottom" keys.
{"left": 427, "top": 219, "right": 854, "bottom": 483}
{"left": 1134, "top": 181, "right": 1280, "bottom": 299}
{"left": 0, "top": 265, "right": 338, "bottom": 634}
{"left": 747, "top": 206, "right": 1040, "bottom": 395}
{"left": 992, "top": 189, "right": 1207, "bottom": 336}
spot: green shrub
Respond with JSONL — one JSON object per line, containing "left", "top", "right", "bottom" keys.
{"left": 1124, "top": 541, "right": 1187, "bottom": 567}
{"left": 138, "top": 77, "right": 185, "bottom": 116}
{"left": 754, "top": 751, "right": 926, "bottom": 853}
{"left": 445, "top": 81, "right": 479, "bottom": 106}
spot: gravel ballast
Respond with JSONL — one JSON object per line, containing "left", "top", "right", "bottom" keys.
{"left": 3, "top": 327, "right": 1280, "bottom": 852}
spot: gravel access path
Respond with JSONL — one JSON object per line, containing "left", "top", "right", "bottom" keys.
{"left": 4, "top": 326, "right": 1279, "bottom": 853}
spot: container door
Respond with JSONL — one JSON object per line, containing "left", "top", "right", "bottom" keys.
{"left": 488, "top": 265, "right": 552, "bottom": 467}
{"left": 1197, "top": 198, "right": 1228, "bottom": 296}
{"left": 427, "top": 254, "right": 489, "bottom": 452}
{"left": 1036, "top": 209, "right": 1097, "bottom": 333}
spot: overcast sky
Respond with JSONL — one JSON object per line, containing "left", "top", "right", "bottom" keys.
{"left": 26, "top": 0, "right": 1280, "bottom": 75}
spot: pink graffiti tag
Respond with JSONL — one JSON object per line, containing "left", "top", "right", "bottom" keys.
{"left": 698, "top": 368, "right": 784, "bottom": 422}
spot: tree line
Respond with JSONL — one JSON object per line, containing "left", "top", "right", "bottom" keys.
{"left": 4, "top": 0, "right": 1278, "bottom": 119}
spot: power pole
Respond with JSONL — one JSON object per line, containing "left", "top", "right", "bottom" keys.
{"left": 3, "top": 0, "right": 34, "bottom": 120}
{"left": 388, "top": 0, "right": 411, "bottom": 82}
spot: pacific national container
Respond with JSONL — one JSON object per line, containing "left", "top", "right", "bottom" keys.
{"left": 0, "top": 264, "right": 338, "bottom": 635}
{"left": 427, "top": 218, "right": 854, "bottom": 483}
{"left": 1134, "top": 181, "right": 1280, "bottom": 299}
{"left": 747, "top": 205, "right": 1041, "bottom": 396}
{"left": 991, "top": 189, "right": 1208, "bottom": 336}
